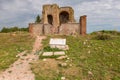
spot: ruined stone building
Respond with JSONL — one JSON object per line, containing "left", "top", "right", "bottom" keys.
{"left": 29, "top": 4, "right": 87, "bottom": 36}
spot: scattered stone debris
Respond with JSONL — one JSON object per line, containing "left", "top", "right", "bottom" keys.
{"left": 56, "top": 55, "right": 68, "bottom": 60}
{"left": 58, "top": 62, "right": 68, "bottom": 67}
{"left": 61, "top": 76, "right": 66, "bottom": 80}
{"left": 88, "top": 50, "right": 91, "bottom": 54}
{"left": 88, "top": 71, "right": 93, "bottom": 76}
{"left": 69, "top": 64, "right": 72, "bottom": 67}
{"left": 42, "top": 59, "right": 47, "bottom": 61}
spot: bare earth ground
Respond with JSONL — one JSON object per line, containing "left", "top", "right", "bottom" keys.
{"left": 0, "top": 36, "right": 46, "bottom": 80}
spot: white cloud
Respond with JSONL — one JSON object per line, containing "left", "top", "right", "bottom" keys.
{"left": 0, "top": 0, "right": 120, "bottom": 32}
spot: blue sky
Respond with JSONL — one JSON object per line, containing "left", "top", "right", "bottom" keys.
{"left": 0, "top": 0, "right": 120, "bottom": 33}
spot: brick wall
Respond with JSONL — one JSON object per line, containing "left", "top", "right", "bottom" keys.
{"left": 59, "top": 23, "right": 79, "bottom": 35}
{"left": 29, "top": 23, "right": 43, "bottom": 36}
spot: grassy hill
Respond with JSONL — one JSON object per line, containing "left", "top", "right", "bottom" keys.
{"left": 0, "top": 32, "right": 34, "bottom": 71}
{"left": 31, "top": 31, "right": 120, "bottom": 80}
{"left": 0, "top": 31, "right": 120, "bottom": 80}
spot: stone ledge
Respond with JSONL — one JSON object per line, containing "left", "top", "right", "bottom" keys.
{"left": 42, "top": 51, "right": 65, "bottom": 56}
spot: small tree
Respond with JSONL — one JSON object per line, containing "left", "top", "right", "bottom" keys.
{"left": 1, "top": 27, "right": 9, "bottom": 33}
{"left": 35, "top": 15, "right": 41, "bottom": 23}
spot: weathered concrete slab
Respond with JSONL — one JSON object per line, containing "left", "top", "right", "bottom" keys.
{"left": 49, "top": 38, "right": 66, "bottom": 45}
{"left": 42, "top": 52, "right": 53, "bottom": 56}
{"left": 54, "top": 51, "right": 65, "bottom": 56}
{"left": 49, "top": 38, "right": 69, "bottom": 50}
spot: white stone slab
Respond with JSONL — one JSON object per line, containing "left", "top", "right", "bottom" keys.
{"left": 54, "top": 51, "right": 65, "bottom": 56}
{"left": 49, "top": 38, "right": 66, "bottom": 45}
{"left": 42, "top": 52, "right": 53, "bottom": 56}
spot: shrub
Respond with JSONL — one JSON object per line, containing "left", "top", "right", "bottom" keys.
{"left": 43, "top": 46, "right": 62, "bottom": 52}
{"left": 94, "top": 33, "right": 112, "bottom": 40}
{"left": 35, "top": 15, "right": 41, "bottom": 23}
{"left": 0, "top": 27, "right": 28, "bottom": 33}
{"left": 91, "top": 30, "right": 120, "bottom": 35}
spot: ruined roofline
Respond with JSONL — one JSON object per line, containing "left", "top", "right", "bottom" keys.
{"left": 60, "top": 6, "right": 73, "bottom": 9}
{"left": 43, "top": 4, "right": 73, "bottom": 9}
{"left": 29, "top": 4, "right": 87, "bottom": 36}
{"left": 43, "top": 4, "right": 58, "bottom": 7}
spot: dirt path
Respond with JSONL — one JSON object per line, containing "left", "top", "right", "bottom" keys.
{"left": 32, "top": 36, "right": 46, "bottom": 53}
{"left": 0, "top": 36, "right": 46, "bottom": 80}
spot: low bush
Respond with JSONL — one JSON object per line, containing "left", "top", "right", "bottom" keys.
{"left": 91, "top": 30, "right": 120, "bottom": 35}
{"left": 43, "top": 46, "right": 63, "bottom": 52}
{"left": 93, "top": 33, "right": 112, "bottom": 40}
{"left": 0, "top": 27, "right": 28, "bottom": 33}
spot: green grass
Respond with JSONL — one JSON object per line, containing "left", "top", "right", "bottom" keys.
{"left": 43, "top": 46, "right": 63, "bottom": 52}
{"left": 0, "top": 31, "right": 34, "bottom": 71}
{"left": 32, "top": 31, "right": 120, "bottom": 80}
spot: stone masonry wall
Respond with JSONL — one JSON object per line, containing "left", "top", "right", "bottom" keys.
{"left": 29, "top": 23, "right": 43, "bottom": 36}
{"left": 60, "top": 7, "right": 75, "bottom": 23}
{"left": 44, "top": 24, "right": 52, "bottom": 35}
{"left": 59, "top": 23, "right": 80, "bottom": 35}
{"left": 29, "top": 4, "right": 87, "bottom": 36}
{"left": 42, "top": 4, "right": 60, "bottom": 27}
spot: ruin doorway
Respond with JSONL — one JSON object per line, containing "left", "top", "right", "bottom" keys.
{"left": 47, "top": 15, "right": 53, "bottom": 25}
{"left": 59, "top": 11, "right": 69, "bottom": 24}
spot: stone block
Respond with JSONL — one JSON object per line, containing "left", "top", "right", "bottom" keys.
{"left": 49, "top": 38, "right": 66, "bottom": 45}
{"left": 54, "top": 51, "right": 65, "bottom": 56}
{"left": 56, "top": 55, "right": 68, "bottom": 60}
{"left": 49, "top": 38, "right": 69, "bottom": 50}
{"left": 42, "top": 52, "right": 53, "bottom": 56}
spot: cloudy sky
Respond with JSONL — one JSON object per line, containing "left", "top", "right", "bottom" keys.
{"left": 0, "top": 0, "right": 120, "bottom": 33}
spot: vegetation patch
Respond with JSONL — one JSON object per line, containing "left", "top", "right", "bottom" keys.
{"left": 43, "top": 46, "right": 63, "bottom": 52}
{"left": 32, "top": 30, "right": 120, "bottom": 80}
{"left": 91, "top": 30, "right": 120, "bottom": 34}
{"left": 93, "top": 33, "right": 112, "bottom": 40}
{"left": 0, "top": 32, "right": 34, "bottom": 71}
{"left": 0, "top": 27, "right": 28, "bottom": 33}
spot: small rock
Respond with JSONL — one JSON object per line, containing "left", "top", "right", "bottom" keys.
{"left": 29, "top": 59, "right": 33, "bottom": 61}
{"left": 67, "top": 57, "right": 70, "bottom": 60}
{"left": 61, "top": 76, "right": 65, "bottom": 80}
{"left": 59, "top": 62, "right": 67, "bottom": 67}
{"left": 65, "top": 45, "right": 69, "bottom": 50}
{"left": 87, "top": 46, "right": 90, "bottom": 48}
{"left": 43, "top": 59, "right": 47, "bottom": 61}
{"left": 16, "top": 55, "right": 19, "bottom": 58}
{"left": 88, "top": 50, "right": 91, "bottom": 54}
{"left": 56, "top": 55, "right": 68, "bottom": 60}
{"left": 69, "top": 64, "right": 72, "bottom": 67}
{"left": 88, "top": 71, "right": 93, "bottom": 76}
{"left": 83, "top": 42, "right": 86, "bottom": 45}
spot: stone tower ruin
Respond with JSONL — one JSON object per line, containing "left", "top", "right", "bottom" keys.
{"left": 29, "top": 4, "right": 87, "bottom": 36}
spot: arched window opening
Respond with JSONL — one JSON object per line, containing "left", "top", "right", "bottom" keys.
{"left": 59, "top": 11, "right": 69, "bottom": 24}
{"left": 47, "top": 15, "right": 53, "bottom": 25}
